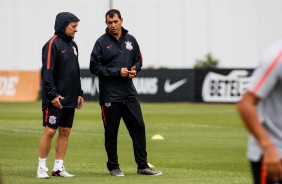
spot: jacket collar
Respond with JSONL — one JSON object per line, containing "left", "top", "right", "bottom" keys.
{"left": 106, "top": 27, "right": 128, "bottom": 40}
{"left": 57, "top": 34, "right": 73, "bottom": 42}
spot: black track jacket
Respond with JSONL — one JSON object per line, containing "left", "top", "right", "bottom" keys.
{"left": 41, "top": 12, "right": 83, "bottom": 110}
{"left": 89, "top": 27, "right": 143, "bottom": 103}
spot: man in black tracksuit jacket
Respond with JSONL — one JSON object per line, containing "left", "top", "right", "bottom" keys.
{"left": 41, "top": 15, "right": 83, "bottom": 110}
{"left": 89, "top": 9, "right": 162, "bottom": 176}
{"left": 37, "top": 12, "right": 84, "bottom": 179}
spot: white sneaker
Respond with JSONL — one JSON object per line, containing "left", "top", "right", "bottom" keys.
{"left": 36, "top": 167, "right": 50, "bottom": 179}
{"left": 52, "top": 165, "right": 75, "bottom": 177}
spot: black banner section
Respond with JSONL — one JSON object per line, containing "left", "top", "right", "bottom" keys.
{"left": 80, "top": 69, "right": 195, "bottom": 102}
{"left": 80, "top": 69, "right": 99, "bottom": 101}
{"left": 80, "top": 68, "right": 253, "bottom": 103}
{"left": 133, "top": 69, "right": 195, "bottom": 102}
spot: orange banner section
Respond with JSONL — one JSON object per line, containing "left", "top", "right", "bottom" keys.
{"left": 0, "top": 70, "right": 40, "bottom": 102}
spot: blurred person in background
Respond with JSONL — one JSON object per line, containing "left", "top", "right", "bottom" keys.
{"left": 37, "top": 12, "right": 84, "bottom": 179}
{"left": 238, "top": 40, "right": 282, "bottom": 184}
{"left": 89, "top": 9, "right": 162, "bottom": 176}
{"left": 0, "top": 167, "right": 2, "bottom": 184}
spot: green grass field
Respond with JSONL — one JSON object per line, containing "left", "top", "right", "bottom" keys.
{"left": 0, "top": 102, "right": 252, "bottom": 184}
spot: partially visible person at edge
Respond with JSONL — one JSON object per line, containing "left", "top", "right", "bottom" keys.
{"left": 0, "top": 167, "right": 2, "bottom": 184}
{"left": 238, "top": 40, "right": 282, "bottom": 184}
{"left": 36, "top": 12, "right": 84, "bottom": 179}
{"left": 89, "top": 9, "right": 162, "bottom": 176}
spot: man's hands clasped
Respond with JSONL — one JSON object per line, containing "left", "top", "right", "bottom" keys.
{"left": 120, "top": 66, "right": 136, "bottom": 78}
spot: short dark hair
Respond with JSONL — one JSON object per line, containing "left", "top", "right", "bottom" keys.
{"left": 105, "top": 9, "right": 122, "bottom": 21}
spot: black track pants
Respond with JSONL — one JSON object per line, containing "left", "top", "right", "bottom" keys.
{"left": 100, "top": 101, "right": 149, "bottom": 171}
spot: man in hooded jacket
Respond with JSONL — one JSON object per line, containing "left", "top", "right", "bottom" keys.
{"left": 37, "top": 12, "right": 84, "bottom": 179}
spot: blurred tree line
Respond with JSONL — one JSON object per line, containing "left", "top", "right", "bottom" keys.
{"left": 194, "top": 53, "right": 219, "bottom": 69}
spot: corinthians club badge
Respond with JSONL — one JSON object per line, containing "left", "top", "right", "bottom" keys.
{"left": 49, "top": 115, "right": 57, "bottom": 124}
{"left": 125, "top": 41, "right": 133, "bottom": 50}
{"left": 105, "top": 102, "right": 111, "bottom": 107}
{"left": 73, "top": 46, "right": 78, "bottom": 56}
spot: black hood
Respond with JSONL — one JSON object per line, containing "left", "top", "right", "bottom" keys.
{"left": 54, "top": 12, "right": 79, "bottom": 39}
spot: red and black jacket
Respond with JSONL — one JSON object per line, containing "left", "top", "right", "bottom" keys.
{"left": 41, "top": 12, "right": 83, "bottom": 110}
{"left": 89, "top": 27, "right": 143, "bottom": 103}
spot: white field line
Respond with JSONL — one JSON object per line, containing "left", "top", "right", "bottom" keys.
{"left": 171, "top": 122, "right": 238, "bottom": 130}
{"left": 0, "top": 127, "right": 102, "bottom": 136}
{"left": 187, "top": 123, "right": 226, "bottom": 129}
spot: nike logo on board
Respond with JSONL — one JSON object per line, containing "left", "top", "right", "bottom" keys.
{"left": 164, "top": 79, "right": 187, "bottom": 93}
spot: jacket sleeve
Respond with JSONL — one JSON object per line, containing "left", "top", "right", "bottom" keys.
{"left": 77, "top": 62, "right": 84, "bottom": 97}
{"left": 41, "top": 38, "right": 59, "bottom": 100}
{"left": 89, "top": 41, "right": 121, "bottom": 77}
{"left": 132, "top": 38, "right": 143, "bottom": 72}
{"left": 73, "top": 41, "right": 84, "bottom": 97}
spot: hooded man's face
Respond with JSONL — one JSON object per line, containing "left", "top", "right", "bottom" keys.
{"left": 65, "top": 22, "right": 78, "bottom": 38}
